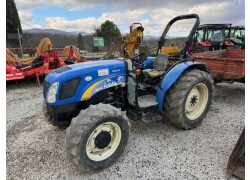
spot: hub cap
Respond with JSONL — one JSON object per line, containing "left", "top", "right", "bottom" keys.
{"left": 185, "top": 83, "right": 209, "bottom": 120}
{"left": 86, "top": 122, "right": 121, "bottom": 161}
{"left": 95, "top": 131, "right": 112, "bottom": 149}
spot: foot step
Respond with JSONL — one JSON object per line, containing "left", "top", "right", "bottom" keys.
{"left": 141, "top": 111, "right": 162, "bottom": 123}
{"left": 138, "top": 94, "right": 158, "bottom": 108}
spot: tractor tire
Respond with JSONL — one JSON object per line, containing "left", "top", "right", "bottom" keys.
{"left": 65, "top": 104, "right": 130, "bottom": 172}
{"left": 193, "top": 44, "right": 210, "bottom": 53}
{"left": 42, "top": 101, "right": 70, "bottom": 128}
{"left": 163, "top": 69, "right": 214, "bottom": 129}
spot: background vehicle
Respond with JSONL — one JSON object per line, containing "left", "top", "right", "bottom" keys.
{"left": 191, "top": 49, "right": 245, "bottom": 84}
{"left": 43, "top": 14, "right": 214, "bottom": 172}
{"left": 101, "top": 23, "right": 144, "bottom": 59}
{"left": 230, "top": 26, "right": 245, "bottom": 49}
{"left": 191, "top": 24, "right": 237, "bottom": 53}
{"left": 148, "top": 42, "right": 179, "bottom": 57}
{"left": 102, "top": 23, "right": 180, "bottom": 59}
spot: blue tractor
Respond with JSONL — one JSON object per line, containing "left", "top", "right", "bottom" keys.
{"left": 43, "top": 14, "right": 214, "bottom": 172}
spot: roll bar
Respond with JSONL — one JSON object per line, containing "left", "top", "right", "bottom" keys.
{"left": 157, "top": 14, "right": 200, "bottom": 59}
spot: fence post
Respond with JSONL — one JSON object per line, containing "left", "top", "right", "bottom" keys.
{"left": 17, "top": 28, "right": 23, "bottom": 58}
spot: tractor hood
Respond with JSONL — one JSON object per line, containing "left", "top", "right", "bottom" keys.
{"left": 45, "top": 60, "right": 126, "bottom": 83}
{"left": 44, "top": 60, "right": 127, "bottom": 105}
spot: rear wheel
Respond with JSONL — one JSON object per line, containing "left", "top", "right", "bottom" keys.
{"left": 163, "top": 69, "right": 214, "bottom": 129}
{"left": 65, "top": 104, "right": 130, "bottom": 172}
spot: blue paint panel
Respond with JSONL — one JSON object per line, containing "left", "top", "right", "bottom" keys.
{"left": 142, "top": 57, "right": 155, "bottom": 69}
{"left": 156, "top": 61, "right": 204, "bottom": 111}
{"left": 90, "top": 75, "right": 126, "bottom": 97}
{"left": 45, "top": 60, "right": 126, "bottom": 106}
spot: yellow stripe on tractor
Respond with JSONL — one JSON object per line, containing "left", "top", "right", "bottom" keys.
{"left": 81, "top": 79, "right": 106, "bottom": 101}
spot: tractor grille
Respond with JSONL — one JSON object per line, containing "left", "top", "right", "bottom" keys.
{"left": 59, "top": 77, "right": 81, "bottom": 100}
{"left": 43, "top": 80, "right": 50, "bottom": 98}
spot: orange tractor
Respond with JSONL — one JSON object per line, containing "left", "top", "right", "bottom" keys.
{"left": 101, "top": 23, "right": 144, "bottom": 59}
{"left": 102, "top": 23, "right": 180, "bottom": 60}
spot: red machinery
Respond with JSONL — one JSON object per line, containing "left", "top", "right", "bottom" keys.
{"left": 7, "top": 50, "right": 64, "bottom": 82}
{"left": 6, "top": 39, "right": 88, "bottom": 83}
{"left": 6, "top": 49, "right": 87, "bottom": 83}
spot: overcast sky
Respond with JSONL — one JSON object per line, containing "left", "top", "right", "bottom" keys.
{"left": 15, "top": 0, "right": 245, "bottom": 36}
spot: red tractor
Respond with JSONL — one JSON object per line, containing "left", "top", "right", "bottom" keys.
{"left": 190, "top": 24, "right": 236, "bottom": 53}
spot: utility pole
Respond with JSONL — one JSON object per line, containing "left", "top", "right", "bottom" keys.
{"left": 17, "top": 28, "right": 23, "bottom": 58}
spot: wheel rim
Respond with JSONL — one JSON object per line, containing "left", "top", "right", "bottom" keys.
{"left": 185, "top": 83, "right": 209, "bottom": 120}
{"left": 86, "top": 122, "right": 121, "bottom": 161}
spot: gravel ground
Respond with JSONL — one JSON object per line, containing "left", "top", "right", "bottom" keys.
{"left": 6, "top": 82, "right": 244, "bottom": 180}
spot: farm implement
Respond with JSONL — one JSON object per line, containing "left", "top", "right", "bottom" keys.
{"left": 100, "top": 23, "right": 144, "bottom": 59}
{"left": 226, "top": 128, "right": 245, "bottom": 179}
{"left": 6, "top": 38, "right": 87, "bottom": 83}
{"left": 101, "top": 23, "right": 180, "bottom": 60}
{"left": 190, "top": 49, "right": 245, "bottom": 84}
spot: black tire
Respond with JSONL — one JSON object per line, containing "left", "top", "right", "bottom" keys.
{"left": 163, "top": 69, "right": 214, "bottom": 129}
{"left": 193, "top": 44, "right": 210, "bottom": 53}
{"left": 65, "top": 104, "right": 130, "bottom": 172}
{"left": 42, "top": 101, "right": 70, "bottom": 128}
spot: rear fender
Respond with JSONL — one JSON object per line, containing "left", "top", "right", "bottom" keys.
{"left": 225, "top": 40, "right": 234, "bottom": 46}
{"left": 199, "top": 42, "right": 211, "bottom": 47}
{"left": 156, "top": 61, "right": 208, "bottom": 111}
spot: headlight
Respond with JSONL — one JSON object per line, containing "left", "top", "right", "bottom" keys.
{"left": 46, "top": 82, "right": 59, "bottom": 103}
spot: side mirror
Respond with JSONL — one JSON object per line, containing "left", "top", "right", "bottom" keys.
{"left": 139, "top": 45, "right": 148, "bottom": 61}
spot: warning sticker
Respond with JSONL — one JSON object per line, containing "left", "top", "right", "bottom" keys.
{"left": 98, "top": 69, "right": 109, "bottom": 76}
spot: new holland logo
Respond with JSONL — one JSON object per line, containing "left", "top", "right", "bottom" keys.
{"left": 85, "top": 76, "right": 92, "bottom": 81}
{"left": 112, "top": 69, "right": 120, "bottom": 72}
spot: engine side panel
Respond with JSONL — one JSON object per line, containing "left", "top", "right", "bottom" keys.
{"left": 81, "top": 75, "right": 126, "bottom": 101}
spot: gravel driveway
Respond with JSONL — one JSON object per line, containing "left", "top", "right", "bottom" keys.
{"left": 6, "top": 82, "right": 244, "bottom": 180}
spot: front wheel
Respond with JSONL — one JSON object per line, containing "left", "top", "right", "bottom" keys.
{"left": 65, "top": 104, "right": 130, "bottom": 172}
{"left": 163, "top": 69, "right": 214, "bottom": 129}
{"left": 42, "top": 101, "right": 70, "bottom": 128}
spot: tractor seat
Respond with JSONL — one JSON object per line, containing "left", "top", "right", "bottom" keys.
{"left": 143, "top": 53, "right": 169, "bottom": 78}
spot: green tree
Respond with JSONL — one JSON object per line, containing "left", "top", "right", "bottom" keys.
{"left": 6, "top": 0, "right": 22, "bottom": 33}
{"left": 95, "top": 20, "right": 121, "bottom": 51}
{"left": 77, "top": 33, "right": 85, "bottom": 50}
{"left": 6, "top": 0, "right": 22, "bottom": 47}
